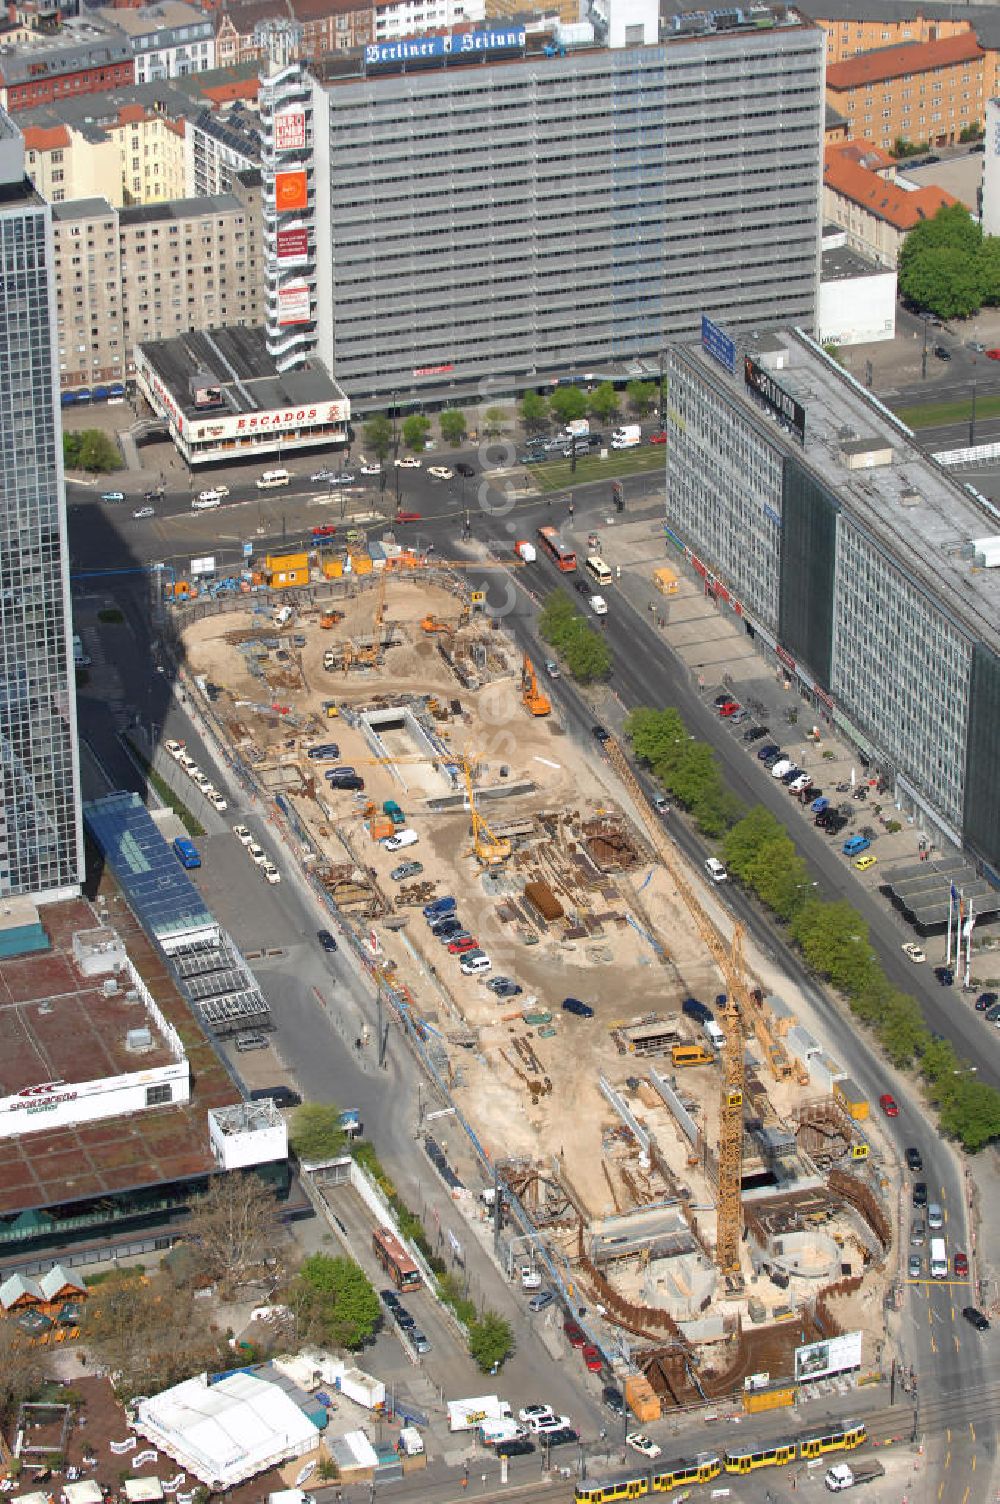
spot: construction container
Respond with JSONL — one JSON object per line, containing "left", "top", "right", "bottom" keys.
{"left": 351, "top": 552, "right": 373, "bottom": 576}
{"left": 809, "top": 1052, "right": 846, "bottom": 1092}
{"left": 523, "top": 1009, "right": 552, "bottom": 1026}
{"left": 322, "top": 558, "right": 344, "bottom": 580}
{"left": 369, "top": 541, "right": 387, "bottom": 569}
{"left": 623, "top": 1374, "right": 659, "bottom": 1422}
{"left": 743, "top": 1382, "right": 795, "bottom": 1414}
{"left": 369, "top": 817, "right": 394, "bottom": 841}
{"left": 523, "top": 879, "right": 564, "bottom": 924}
{"left": 653, "top": 566, "right": 678, "bottom": 595}
{"left": 834, "top": 1076, "right": 869, "bottom": 1120}
{"left": 265, "top": 552, "right": 309, "bottom": 589}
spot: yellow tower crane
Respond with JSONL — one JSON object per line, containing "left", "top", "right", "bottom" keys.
{"left": 349, "top": 750, "right": 512, "bottom": 867}
{"left": 602, "top": 734, "right": 747, "bottom": 1284}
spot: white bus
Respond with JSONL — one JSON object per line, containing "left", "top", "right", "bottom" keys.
{"left": 585, "top": 555, "right": 612, "bottom": 586}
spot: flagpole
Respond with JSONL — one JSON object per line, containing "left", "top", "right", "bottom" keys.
{"left": 947, "top": 885, "right": 954, "bottom": 967}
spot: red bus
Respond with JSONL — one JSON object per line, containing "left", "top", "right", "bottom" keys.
{"left": 537, "top": 525, "right": 577, "bottom": 572}
{"left": 373, "top": 1226, "right": 422, "bottom": 1291}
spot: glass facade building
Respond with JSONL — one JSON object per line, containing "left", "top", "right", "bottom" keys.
{"left": 303, "top": 9, "right": 825, "bottom": 405}
{"left": 666, "top": 329, "right": 1000, "bottom": 873}
{"left": 0, "top": 109, "right": 84, "bottom": 902}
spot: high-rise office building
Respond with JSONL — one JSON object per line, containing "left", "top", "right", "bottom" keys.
{"left": 278, "top": 5, "right": 825, "bottom": 407}
{"left": 0, "top": 108, "right": 84, "bottom": 902}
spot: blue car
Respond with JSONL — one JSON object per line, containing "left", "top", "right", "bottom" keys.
{"left": 811, "top": 796, "right": 829, "bottom": 814}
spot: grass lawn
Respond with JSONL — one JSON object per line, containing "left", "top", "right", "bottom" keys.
{"left": 529, "top": 445, "right": 666, "bottom": 492}
{"left": 891, "top": 392, "right": 1000, "bottom": 429}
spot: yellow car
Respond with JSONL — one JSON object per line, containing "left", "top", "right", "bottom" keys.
{"left": 855, "top": 854, "right": 878, "bottom": 871}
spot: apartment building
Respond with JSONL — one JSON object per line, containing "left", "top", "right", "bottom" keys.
{"left": 0, "top": 25, "right": 134, "bottom": 112}
{"left": 184, "top": 102, "right": 260, "bottom": 196}
{"left": 665, "top": 325, "right": 1000, "bottom": 874}
{"left": 825, "top": 31, "right": 986, "bottom": 150}
{"left": 824, "top": 138, "right": 957, "bottom": 264}
{"left": 807, "top": 0, "right": 1000, "bottom": 100}
{"left": 287, "top": 3, "right": 825, "bottom": 408}
{"left": 373, "top": 0, "right": 484, "bottom": 43}
{"left": 99, "top": 1, "right": 216, "bottom": 82}
{"left": 51, "top": 176, "right": 262, "bottom": 394}
{"left": 23, "top": 121, "right": 123, "bottom": 203}
{"left": 215, "top": 0, "right": 373, "bottom": 69}
{"left": 113, "top": 101, "right": 186, "bottom": 201}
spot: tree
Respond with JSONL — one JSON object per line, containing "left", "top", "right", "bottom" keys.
{"left": 439, "top": 409, "right": 467, "bottom": 445}
{"left": 878, "top": 991, "right": 929, "bottom": 1068}
{"left": 183, "top": 1171, "right": 282, "bottom": 1290}
{"left": 589, "top": 381, "right": 619, "bottom": 422}
{"left": 482, "top": 406, "right": 509, "bottom": 436}
{"left": 0, "top": 1322, "right": 45, "bottom": 1425}
{"left": 289, "top": 1102, "right": 347, "bottom": 1164}
{"left": 66, "top": 429, "right": 121, "bottom": 473}
{"left": 287, "top": 1254, "right": 380, "bottom": 1350}
{"left": 549, "top": 386, "right": 587, "bottom": 425}
{"left": 723, "top": 807, "right": 785, "bottom": 878}
{"left": 790, "top": 899, "right": 876, "bottom": 998}
{"left": 468, "top": 1311, "right": 513, "bottom": 1373}
{"left": 538, "top": 590, "right": 579, "bottom": 647}
{"left": 898, "top": 204, "right": 986, "bottom": 319}
{"left": 939, "top": 1077, "right": 1000, "bottom": 1153}
{"left": 625, "top": 706, "right": 688, "bottom": 770}
{"left": 626, "top": 380, "right": 656, "bottom": 416}
{"left": 363, "top": 414, "right": 392, "bottom": 461}
{"left": 521, "top": 390, "right": 548, "bottom": 430}
{"left": 402, "top": 414, "right": 431, "bottom": 452}
{"left": 83, "top": 1270, "right": 228, "bottom": 1398}
{"left": 562, "top": 624, "right": 612, "bottom": 682}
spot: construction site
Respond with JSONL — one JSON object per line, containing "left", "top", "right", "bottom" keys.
{"left": 174, "top": 544, "right": 896, "bottom": 1415}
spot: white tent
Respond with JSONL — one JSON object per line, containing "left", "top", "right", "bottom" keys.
{"left": 135, "top": 1372, "right": 319, "bottom": 1489}
{"left": 65, "top": 1484, "right": 103, "bottom": 1504}
{"left": 123, "top": 1482, "right": 163, "bottom": 1502}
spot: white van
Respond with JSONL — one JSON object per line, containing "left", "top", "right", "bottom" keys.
{"left": 703, "top": 1019, "right": 726, "bottom": 1052}
{"left": 705, "top": 856, "right": 728, "bottom": 883}
{"left": 257, "top": 468, "right": 291, "bottom": 489}
{"left": 192, "top": 494, "right": 221, "bottom": 511}
{"left": 460, "top": 952, "right": 492, "bottom": 975}
{"left": 384, "top": 828, "right": 418, "bottom": 852}
{"left": 930, "top": 1237, "right": 948, "bottom": 1278}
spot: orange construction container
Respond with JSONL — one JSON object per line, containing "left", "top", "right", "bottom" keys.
{"left": 369, "top": 817, "right": 394, "bottom": 841}
{"left": 322, "top": 558, "right": 344, "bottom": 580}
{"left": 623, "top": 1375, "right": 660, "bottom": 1422}
{"left": 351, "top": 553, "right": 373, "bottom": 576}
{"left": 265, "top": 551, "right": 309, "bottom": 589}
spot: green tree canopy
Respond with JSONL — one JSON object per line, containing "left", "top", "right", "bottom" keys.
{"left": 538, "top": 591, "right": 611, "bottom": 681}
{"left": 402, "top": 414, "right": 431, "bottom": 451}
{"left": 439, "top": 409, "right": 467, "bottom": 445}
{"left": 521, "top": 390, "right": 548, "bottom": 429}
{"left": 589, "top": 381, "right": 619, "bottom": 421}
{"left": 626, "top": 380, "right": 656, "bottom": 416}
{"left": 549, "top": 386, "right": 587, "bottom": 424}
{"left": 289, "top": 1254, "right": 380, "bottom": 1350}
{"left": 289, "top": 1103, "right": 346, "bottom": 1164}
{"left": 939, "top": 1077, "right": 1000, "bottom": 1153}
{"left": 363, "top": 414, "right": 392, "bottom": 461}
{"left": 483, "top": 406, "right": 509, "bottom": 436}
{"left": 64, "top": 429, "right": 121, "bottom": 472}
{"left": 790, "top": 899, "right": 876, "bottom": 998}
{"left": 898, "top": 204, "right": 988, "bottom": 318}
{"left": 468, "top": 1311, "right": 514, "bottom": 1372}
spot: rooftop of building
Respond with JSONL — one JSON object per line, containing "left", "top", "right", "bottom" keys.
{"left": 168, "top": 59, "right": 261, "bottom": 105}
{"left": 896, "top": 149, "right": 983, "bottom": 212}
{"left": 190, "top": 100, "right": 261, "bottom": 153}
{"left": 0, "top": 889, "right": 241, "bottom": 1217}
{"left": 137, "top": 324, "right": 346, "bottom": 422}
{"left": 21, "top": 122, "right": 70, "bottom": 151}
{"left": 796, "top": 0, "right": 1000, "bottom": 52}
{"left": 0, "top": 18, "right": 133, "bottom": 82}
{"left": 16, "top": 78, "right": 196, "bottom": 133}
{"left": 829, "top": 136, "right": 895, "bottom": 171}
{"left": 119, "top": 190, "right": 248, "bottom": 225}
{"left": 95, "top": 1, "right": 213, "bottom": 39}
{"left": 657, "top": 0, "right": 816, "bottom": 35}
{"left": 51, "top": 195, "right": 116, "bottom": 221}
{"left": 825, "top": 29, "right": 983, "bottom": 89}
{"left": 824, "top": 145, "right": 958, "bottom": 228}
{"left": 673, "top": 326, "right": 1000, "bottom": 657}
{"left": 821, "top": 239, "right": 890, "bottom": 279}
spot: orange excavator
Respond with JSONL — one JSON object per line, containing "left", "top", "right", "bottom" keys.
{"left": 521, "top": 654, "right": 551, "bottom": 717}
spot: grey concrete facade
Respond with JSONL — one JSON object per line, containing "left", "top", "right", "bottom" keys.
{"left": 299, "top": 9, "right": 825, "bottom": 406}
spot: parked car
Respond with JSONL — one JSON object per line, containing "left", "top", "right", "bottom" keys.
{"left": 495, "top": 1438, "right": 534, "bottom": 1458}
{"left": 933, "top": 344, "right": 952, "bottom": 361}
{"left": 395, "top": 456, "right": 422, "bottom": 468}
{"left": 562, "top": 996, "right": 595, "bottom": 1018}
{"left": 855, "top": 854, "right": 878, "bottom": 871}
{"left": 582, "top": 1344, "right": 602, "bottom": 1373}
{"left": 564, "top": 1320, "right": 586, "bottom": 1347}
{"left": 602, "top": 1386, "right": 626, "bottom": 1416}
{"left": 390, "top": 860, "right": 424, "bottom": 881}
{"left": 649, "top": 431, "right": 667, "bottom": 444}
{"left": 902, "top": 942, "right": 926, "bottom": 963}
{"left": 487, "top": 977, "right": 523, "bottom": 998}
{"left": 955, "top": 1251, "right": 969, "bottom": 1277}
{"left": 592, "top": 724, "right": 611, "bottom": 743}
{"left": 758, "top": 743, "right": 780, "bottom": 761}
{"left": 544, "top": 1428, "right": 579, "bottom": 1448}
{"left": 934, "top": 965, "right": 955, "bottom": 986}
{"left": 718, "top": 700, "right": 740, "bottom": 717}
{"left": 233, "top": 824, "right": 253, "bottom": 845}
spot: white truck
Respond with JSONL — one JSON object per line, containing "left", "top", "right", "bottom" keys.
{"left": 611, "top": 424, "right": 641, "bottom": 449}
{"left": 447, "top": 1396, "right": 512, "bottom": 1432}
{"left": 514, "top": 540, "right": 537, "bottom": 563}
{"left": 563, "top": 419, "right": 590, "bottom": 438}
{"left": 398, "top": 1426, "right": 425, "bottom": 1457}
{"left": 589, "top": 594, "right": 608, "bottom": 616}
{"left": 930, "top": 1237, "right": 948, "bottom": 1278}
{"left": 478, "top": 1417, "right": 525, "bottom": 1446}
{"left": 824, "top": 1460, "right": 885, "bottom": 1491}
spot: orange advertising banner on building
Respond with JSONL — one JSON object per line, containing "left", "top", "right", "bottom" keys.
{"left": 275, "top": 170, "right": 308, "bottom": 212}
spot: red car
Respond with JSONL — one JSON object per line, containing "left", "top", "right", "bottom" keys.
{"left": 955, "top": 1251, "right": 969, "bottom": 1277}
{"left": 563, "top": 1319, "right": 586, "bottom": 1347}
{"left": 448, "top": 936, "right": 478, "bottom": 955}
{"left": 718, "top": 700, "right": 741, "bottom": 717}
{"left": 988, "top": 349, "right": 1000, "bottom": 361}
{"left": 311, "top": 524, "right": 337, "bottom": 538}
{"left": 395, "top": 510, "right": 423, "bottom": 522}
{"left": 649, "top": 431, "right": 667, "bottom": 444}
{"left": 581, "top": 1343, "right": 602, "bottom": 1373}
{"left": 879, "top": 1092, "right": 899, "bottom": 1117}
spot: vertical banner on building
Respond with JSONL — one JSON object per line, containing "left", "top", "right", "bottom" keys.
{"left": 274, "top": 109, "right": 306, "bottom": 152}
{"left": 276, "top": 227, "right": 309, "bottom": 261}
{"left": 274, "top": 170, "right": 308, "bottom": 212}
{"left": 277, "top": 283, "right": 311, "bottom": 325}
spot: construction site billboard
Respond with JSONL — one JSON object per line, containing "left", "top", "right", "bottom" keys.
{"left": 793, "top": 1330, "right": 862, "bottom": 1384}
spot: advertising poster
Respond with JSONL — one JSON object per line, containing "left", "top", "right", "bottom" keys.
{"left": 277, "top": 227, "right": 309, "bottom": 261}
{"left": 274, "top": 109, "right": 306, "bottom": 151}
{"left": 794, "top": 1331, "right": 863, "bottom": 1384}
{"left": 278, "top": 283, "right": 311, "bottom": 326}
{"left": 274, "top": 170, "right": 308, "bottom": 212}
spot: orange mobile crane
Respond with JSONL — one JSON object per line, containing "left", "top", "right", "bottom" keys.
{"left": 603, "top": 734, "right": 747, "bottom": 1284}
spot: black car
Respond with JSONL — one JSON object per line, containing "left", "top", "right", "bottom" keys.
{"left": 543, "top": 1428, "right": 580, "bottom": 1448}
{"left": 977, "top": 992, "right": 999, "bottom": 1010}
{"left": 592, "top": 725, "right": 611, "bottom": 743}
{"left": 562, "top": 996, "right": 595, "bottom": 1018}
{"left": 495, "top": 1438, "right": 535, "bottom": 1457}
{"left": 905, "top": 1147, "right": 923, "bottom": 1172}
{"left": 934, "top": 345, "right": 952, "bottom": 361}
{"left": 317, "top": 929, "right": 338, "bottom": 952}
{"left": 575, "top": 579, "right": 591, "bottom": 595}
{"left": 487, "top": 977, "right": 523, "bottom": 998}
{"left": 963, "top": 1306, "right": 990, "bottom": 1331}
{"left": 714, "top": 693, "right": 732, "bottom": 707}
{"left": 329, "top": 774, "right": 365, "bottom": 791}
{"left": 455, "top": 461, "right": 475, "bottom": 476}
{"left": 602, "top": 1385, "right": 626, "bottom": 1416}
{"left": 381, "top": 1288, "right": 400, "bottom": 1308}
{"left": 758, "top": 744, "right": 780, "bottom": 762}
{"left": 912, "top": 1182, "right": 928, "bottom": 1208}
{"left": 744, "top": 725, "right": 769, "bottom": 742}
{"left": 249, "top": 1085, "right": 302, "bottom": 1108}
{"left": 934, "top": 965, "right": 955, "bottom": 986}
